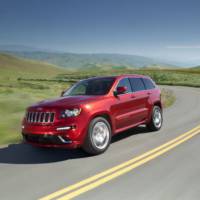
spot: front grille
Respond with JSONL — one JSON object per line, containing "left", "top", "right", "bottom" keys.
{"left": 26, "top": 112, "right": 55, "bottom": 123}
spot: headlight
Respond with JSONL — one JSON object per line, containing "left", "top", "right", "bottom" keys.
{"left": 61, "top": 108, "right": 81, "bottom": 118}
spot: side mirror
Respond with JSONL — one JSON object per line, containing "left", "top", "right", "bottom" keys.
{"left": 114, "top": 86, "right": 127, "bottom": 96}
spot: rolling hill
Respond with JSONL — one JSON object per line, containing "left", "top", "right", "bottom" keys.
{"left": 2, "top": 51, "right": 173, "bottom": 69}
{"left": 192, "top": 65, "right": 200, "bottom": 69}
{"left": 0, "top": 53, "right": 66, "bottom": 80}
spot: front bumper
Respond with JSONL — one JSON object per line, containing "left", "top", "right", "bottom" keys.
{"left": 22, "top": 132, "right": 80, "bottom": 148}
{"left": 21, "top": 120, "right": 88, "bottom": 149}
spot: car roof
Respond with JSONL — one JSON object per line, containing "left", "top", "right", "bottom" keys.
{"left": 114, "top": 74, "right": 148, "bottom": 79}
{"left": 85, "top": 74, "right": 149, "bottom": 80}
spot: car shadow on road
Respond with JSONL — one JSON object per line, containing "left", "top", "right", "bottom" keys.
{"left": 111, "top": 126, "right": 150, "bottom": 143}
{"left": 0, "top": 126, "right": 150, "bottom": 165}
{"left": 0, "top": 144, "right": 87, "bottom": 164}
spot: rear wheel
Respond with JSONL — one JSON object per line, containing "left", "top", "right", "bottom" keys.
{"left": 82, "top": 117, "right": 111, "bottom": 155}
{"left": 147, "top": 106, "right": 163, "bottom": 131}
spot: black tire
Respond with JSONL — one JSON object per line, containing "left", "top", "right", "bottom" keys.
{"left": 82, "top": 117, "right": 112, "bottom": 155}
{"left": 147, "top": 106, "right": 163, "bottom": 131}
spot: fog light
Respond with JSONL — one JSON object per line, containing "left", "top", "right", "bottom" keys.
{"left": 22, "top": 125, "right": 25, "bottom": 129}
{"left": 56, "top": 126, "right": 71, "bottom": 131}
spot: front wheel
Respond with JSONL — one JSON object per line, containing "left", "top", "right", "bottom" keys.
{"left": 82, "top": 117, "right": 112, "bottom": 155}
{"left": 147, "top": 106, "right": 163, "bottom": 131}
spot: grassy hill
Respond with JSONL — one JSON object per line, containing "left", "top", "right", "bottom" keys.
{"left": 2, "top": 51, "right": 173, "bottom": 69}
{"left": 0, "top": 53, "right": 66, "bottom": 80}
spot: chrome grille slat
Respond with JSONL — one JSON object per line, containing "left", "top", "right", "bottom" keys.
{"left": 41, "top": 113, "right": 44, "bottom": 123}
{"left": 50, "top": 113, "right": 54, "bottom": 122}
{"left": 36, "top": 112, "right": 39, "bottom": 122}
{"left": 31, "top": 112, "right": 34, "bottom": 122}
{"left": 38, "top": 112, "right": 42, "bottom": 122}
{"left": 26, "top": 111, "right": 55, "bottom": 123}
{"left": 43, "top": 113, "right": 46, "bottom": 123}
{"left": 32, "top": 112, "right": 36, "bottom": 122}
{"left": 34, "top": 112, "right": 36, "bottom": 122}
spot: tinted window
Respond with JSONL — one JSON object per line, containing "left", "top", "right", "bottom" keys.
{"left": 130, "top": 78, "right": 145, "bottom": 92}
{"left": 143, "top": 78, "right": 156, "bottom": 90}
{"left": 117, "top": 78, "right": 132, "bottom": 93}
{"left": 63, "top": 78, "right": 115, "bottom": 96}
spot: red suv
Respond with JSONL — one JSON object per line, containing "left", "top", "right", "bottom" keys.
{"left": 22, "top": 75, "right": 163, "bottom": 155}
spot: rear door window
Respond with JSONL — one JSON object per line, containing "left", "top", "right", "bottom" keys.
{"left": 142, "top": 78, "right": 156, "bottom": 90}
{"left": 129, "top": 78, "right": 145, "bottom": 92}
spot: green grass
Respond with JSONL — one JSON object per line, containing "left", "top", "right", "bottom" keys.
{"left": 0, "top": 82, "right": 71, "bottom": 145}
{"left": 55, "top": 67, "right": 200, "bottom": 88}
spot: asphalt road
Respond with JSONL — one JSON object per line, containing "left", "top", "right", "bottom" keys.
{"left": 0, "top": 86, "right": 200, "bottom": 200}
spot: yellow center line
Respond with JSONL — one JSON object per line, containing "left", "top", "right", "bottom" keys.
{"left": 39, "top": 125, "right": 200, "bottom": 200}
{"left": 58, "top": 129, "right": 200, "bottom": 200}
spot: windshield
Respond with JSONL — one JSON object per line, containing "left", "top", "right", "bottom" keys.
{"left": 63, "top": 77, "right": 115, "bottom": 96}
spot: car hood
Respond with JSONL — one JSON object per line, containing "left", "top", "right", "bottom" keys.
{"left": 29, "top": 95, "right": 103, "bottom": 109}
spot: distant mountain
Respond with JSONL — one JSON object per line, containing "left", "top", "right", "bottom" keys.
{"left": 0, "top": 50, "right": 174, "bottom": 69}
{"left": 191, "top": 65, "right": 200, "bottom": 69}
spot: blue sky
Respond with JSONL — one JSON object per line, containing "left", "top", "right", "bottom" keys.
{"left": 0, "top": 0, "right": 200, "bottom": 61}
